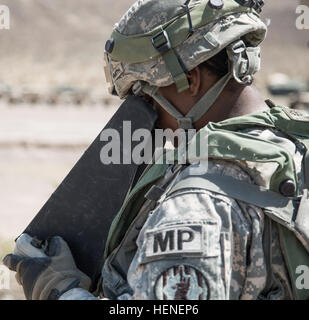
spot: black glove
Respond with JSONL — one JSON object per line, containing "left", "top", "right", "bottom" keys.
{"left": 3, "top": 234, "right": 91, "bottom": 300}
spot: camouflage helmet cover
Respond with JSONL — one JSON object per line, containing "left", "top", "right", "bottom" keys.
{"left": 104, "top": 0, "right": 267, "bottom": 99}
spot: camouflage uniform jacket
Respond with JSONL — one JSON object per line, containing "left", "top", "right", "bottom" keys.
{"left": 60, "top": 126, "right": 304, "bottom": 300}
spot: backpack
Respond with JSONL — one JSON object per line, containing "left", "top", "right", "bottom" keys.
{"left": 104, "top": 105, "right": 309, "bottom": 299}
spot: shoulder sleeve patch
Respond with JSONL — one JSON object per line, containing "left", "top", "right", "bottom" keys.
{"left": 154, "top": 264, "right": 209, "bottom": 300}
{"left": 283, "top": 107, "right": 309, "bottom": 122}
{"left": 144, "top": 221, "right": 220, "bottom": 261}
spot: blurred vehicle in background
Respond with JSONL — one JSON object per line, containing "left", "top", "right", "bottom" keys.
{"left": 267, "top": 73, "right": 309, "bottom": 111}
{"left": 0, "top": 84, "right": 116, "bottom": 107}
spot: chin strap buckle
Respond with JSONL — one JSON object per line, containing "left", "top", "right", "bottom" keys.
{"left": 177, "top": 117, "right": 193, "bottom": 130}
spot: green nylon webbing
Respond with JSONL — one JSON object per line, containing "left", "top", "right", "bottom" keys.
{"left": 109, "top": 2, "right": 255, "bottom": 63}
{"left": 186, "top": 73, "right": 232, "bottom": 122}
{"left": 278, "top": 225, "right": 309, "bottom": 300}
{"left": 167, "top": 173, "right": 296, "bottom": 226}
{"left": 142, "top": 84, "right": 185, "bottom": 120}
{"left": 157, "top": 48, "right": 189, "bottom": 92}
{"left": 142, "top": 72, "right": 232, "bottom": 128}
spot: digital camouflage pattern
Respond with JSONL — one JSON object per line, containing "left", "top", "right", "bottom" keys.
{"left": 106, "top": 0, "right": 267, "bottom": 98}
{"left": 125, "top": 159, "right": 293, "bottom": 300}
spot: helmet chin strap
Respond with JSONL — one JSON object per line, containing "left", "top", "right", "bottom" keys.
{"left": 142, "top": 73, "right": 232, "bottom": 130}
{"left": 136, "top": 40, "right": 261, "bottom": 130}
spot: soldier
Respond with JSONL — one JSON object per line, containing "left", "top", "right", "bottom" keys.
{"left": 3, "top": 0, "right": 309, "bottom": 300}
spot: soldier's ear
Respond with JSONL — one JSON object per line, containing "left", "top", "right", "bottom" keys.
{"left": 187, "top": 67, "right": 201, "bottom": 97}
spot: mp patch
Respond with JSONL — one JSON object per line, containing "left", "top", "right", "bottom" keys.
{"left": 154, "top": 264, "right": 209, "bottom": 300}
{"left": 145, "top": 224, "right": 203, "bottom": 258}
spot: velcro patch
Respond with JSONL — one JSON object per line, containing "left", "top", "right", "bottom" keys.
{"left": 283, "top": 107, "right": 309, "bottom": 122}
{"left": 145, "top": 223, "right": 212, "bottom": 259}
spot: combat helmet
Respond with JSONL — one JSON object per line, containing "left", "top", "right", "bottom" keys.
{"left": 104, "top": 0, "right": 267, "bottom": 129}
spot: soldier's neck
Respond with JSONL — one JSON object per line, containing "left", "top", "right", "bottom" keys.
{"left": 194, "top": 80, "right": 270, "bottom": 130}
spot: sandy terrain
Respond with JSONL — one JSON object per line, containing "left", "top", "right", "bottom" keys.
{"left": 0, "top": 103, "right": 118, "bottom": 300}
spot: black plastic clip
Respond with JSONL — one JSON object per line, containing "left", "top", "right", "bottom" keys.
{"left": 251, "top": 0, "right": 264, "bottom": 13}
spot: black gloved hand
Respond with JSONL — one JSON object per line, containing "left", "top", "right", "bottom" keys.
{"left": 3, "top": 234, "right": 91, "bottom": 300}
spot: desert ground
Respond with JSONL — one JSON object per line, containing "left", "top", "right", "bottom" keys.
{"left": 0, "top": 103, "right": 118, "bottom": 299}
{"left": 0, "top": 0, "right": 308, "bottom": 300}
